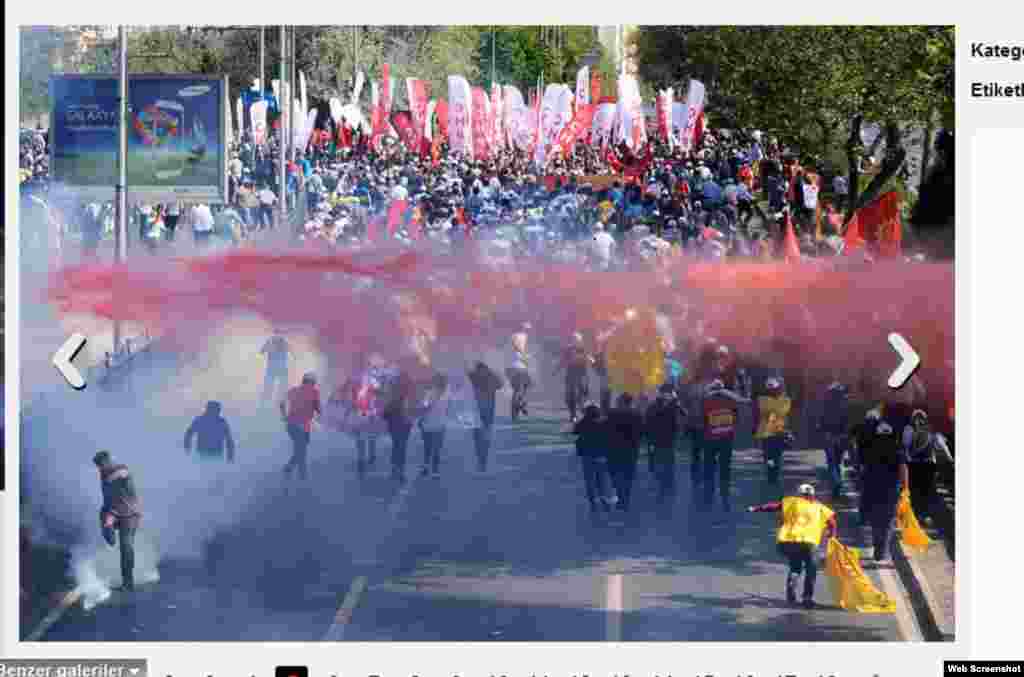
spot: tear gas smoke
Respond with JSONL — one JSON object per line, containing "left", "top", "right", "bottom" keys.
{"left": 24, "top": 243, "right": 952, "bottom": 611}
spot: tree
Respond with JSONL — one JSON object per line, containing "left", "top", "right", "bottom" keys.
{"left": 630, "top": 25, "right": 954, "bottom": 223}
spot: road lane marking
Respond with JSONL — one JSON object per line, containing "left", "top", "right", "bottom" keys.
{"left": 26, "top": 587, "right": 83, "bottom": 641}
{"left": 605, "top": 573, "right": 623, "bottom": 642}
{"left": 876, "top": 565, "right": 922, "bottom": 641}
{"left": 323, "top": 575, "right": 368, "bottom": 641}
{"left": 323, "top": 477, "right": 417, "bottom": 640}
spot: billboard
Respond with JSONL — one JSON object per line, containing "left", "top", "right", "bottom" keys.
{"left": 49, "top": 74, "right": 228, "bottom": 203}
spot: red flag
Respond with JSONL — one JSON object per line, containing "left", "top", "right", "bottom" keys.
{"left": 471, "top": 87, "right": 490, "bottom": 161}
{"left": 555, "top": 104, "right": 595, "bottom": 158}
{"left": 432, "top": 132, "right": 442, "bottom": 167}
{"left": 391, "top": 111, "right": 418, "bottom": 149}
{"left": 843, "top": 215, "right": 866, "bottom": 255}
{"left": 436, "top": 99, "right": 449, "bottom": 140}
{"left": 386, "top": 199, "right": 408, "bottom": 237}
{"left": 846, "top": 191, "right": 902, "bottom": 257}
{"left": 783, "top": 212, "right": 801, "bottom": 262}
{"left": 694, "top": 111, "right": 705, "bottom": 147}
{"left": 877, "top": 192, "right": 902, "bottom": 257}
{"left": 591, "top": 73, "right": 602, "bottom": 104}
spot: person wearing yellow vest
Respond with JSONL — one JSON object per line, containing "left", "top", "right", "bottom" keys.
{"left": 748, "top": 483, "right": 837, "bottom": 608}
{"left": 753, "top": 377, "right": 793, "bottom": 483}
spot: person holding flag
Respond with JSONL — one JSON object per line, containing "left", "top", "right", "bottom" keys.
{"left": 748, "top": 483, "right": 837, "bottom": 608}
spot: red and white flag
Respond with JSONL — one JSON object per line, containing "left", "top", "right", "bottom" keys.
{"left": 447, "top": 76, "right": 473, "bottom": 158}
{"left": 491, "top": 83, "right": 505, "bottom": 152}
{"left": 471, "top": 87, "right": 491, "bottom": 161}
{"left": 250, "top": 100, "right": 268, "bottom": 146}
{"left": 504, "top": 86, "right": 530, "bottom": 150}
{"left": 407, "top": 78, "right": 429, "bottom": 150}
{"left": 681, "top": 79, "right": 706, "bottom": 151}
{"left": 657, "top": 89, "right": 673, "bottom": 144}
{"left": 591, "top": 103, "right": 616, "bottom": 150}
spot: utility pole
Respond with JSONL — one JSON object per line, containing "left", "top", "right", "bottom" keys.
{"left": 491, "top": 27, "right": 496, "bottom": 89}
{"left": 353, "top": 26, "right": 359, "bottom": 92}
{"left": 259, "top": 26, "right": 265, "bottom": 94}
{"left": 291, "top": 24, "right": 297, "bottom": 158}
{"left": 278, "top": 25, "right": 287, "bottom": 230}
{"left": 113, "top": 24, "right": 128, "bottom": 352}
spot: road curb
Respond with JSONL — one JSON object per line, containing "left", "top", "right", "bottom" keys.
{"left": 892, "top": 539, "right": 953, "bottom": 642}
{"left": 835, "top": 466, "right": 953, "bottom": 643}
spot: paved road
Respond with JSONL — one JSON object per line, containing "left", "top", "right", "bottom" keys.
{"left": 33, "top": 385, "right": 915, "bottom": 642}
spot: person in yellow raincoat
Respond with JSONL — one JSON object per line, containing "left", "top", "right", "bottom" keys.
{"left": 748, "top": 483, "right": 836, "bottom": 608}
{"left": 753, "top": 377, "right": 792, "bottom": 483}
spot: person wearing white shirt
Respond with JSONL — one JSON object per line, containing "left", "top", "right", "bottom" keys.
{"left": 257, "top": 186, "right": 277, "bottom": 229}
{"left": 191, "top": 203, "right": 214, "bottom": 247}
{"left": 592, "top": 222, "right": 616, "bottom": 270}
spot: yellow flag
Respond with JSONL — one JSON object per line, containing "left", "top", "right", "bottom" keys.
{"left": 896, "top": 489, "right": 932, "bottom": 553}
{"left": 824, "top": 537, "right": 897, "bottom": 613}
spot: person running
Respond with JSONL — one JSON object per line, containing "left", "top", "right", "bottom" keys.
{"left": 468, "top": 360, "right": 504, "bottom": 473}
{"left": 860, "top": 418, "right": 909, "bottom": 562}
{"left": 260, "top": 332, "right": 292, "bottom": 404}
{"left": 747, "top": 483, "right": 837, "bottom": 608}
{"left": 419, "top": 372, "right": 451, "bottom": 478}
{"left": 902, "top": 409, "right": 953, "bottom": 527}
{"left": 558, "top": 332, "right": 594, "bottom": 424}
{"left": 184, "top": 401, "right": 236, "bottom": 464}
{"left": 573, "top": 403, "right": 612, "bottom": 514}
{"left": 280, "top": 372, "right": 321, "bottom": 481}
{"left": 819, "top": 380, "right": 852, "bottom": 492}
{"left": 645, "top": 383, "right": 687, "bottom": 509}
{"left": 93, "top": 451, "right": 142, "bottom": 592}
{"left": 700, "top": 378, "right": 751, "bottom": 512}
{"left": 605, "top": 393, "right": 645, "bottom": 513}
{"left": 506, "top": 322, "right": 533, "bottom": 419}
{"left": 753, "top": 377, "right": 792, "bottom": 483}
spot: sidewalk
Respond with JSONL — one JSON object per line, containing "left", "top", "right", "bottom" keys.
{"left": 841, "top": 460, "right": 955, "bottom": 641}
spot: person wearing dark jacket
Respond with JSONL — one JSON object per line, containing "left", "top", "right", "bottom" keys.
{"left": 605, "top": 393, "right": 645, "bottom": 512}
{"left": 382, "top": 363, "right": 431, "bottom": 484}
{"left": 184, "top": 401, "right": 236, "bottom": 463}
{"left": 859, "top": 418, "right": 909, "bottom": 562}
{"left": 468, "top": 361, "right": 504, "bottom": 472}
{"left": 573, "top": 403, "right": 610, "bottom": 513}
{"left": 93, "top": 451, "right": 141, "bottom": 592}
{"left": 645, "top": 384, "right": 687, "bottom": 506}
{"left": 818, "top": 381, "right": 851, "bottom": 491}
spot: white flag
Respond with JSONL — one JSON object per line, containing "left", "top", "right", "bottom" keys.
{"left": 236, "top": 97, "right": 244, "bottom": 137}
{"left": 329, "top": 97, "right": 343, "bottom": 126}
{"left": 300, "top": 71, "right": 308, "bottom": 119}
{"left": 447, "top": 75, "right": 473, "bottom": 157}
{"left": 575, "top": 66, "right": 590, "bottom": 107}
{"left": 424, "top": 99, "right": 437, "bottom": 142}
{"left": 352, "top": 70, "right": 365, "bottom": 104}
{"left": 250, "top": 100, "right": 269, "bottom": 146}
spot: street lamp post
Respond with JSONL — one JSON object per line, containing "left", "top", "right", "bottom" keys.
{"left": 259, "top": 26, "right": 264, "bottom": 96}
{"left": 113, "top": 25, "right": 129, "bottom": 352}
{"left": 278, "top": 25, "right": 287, "bottom": 230}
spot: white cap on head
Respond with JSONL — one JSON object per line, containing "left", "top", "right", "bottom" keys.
{"left": 798, "top": 483, "right": 815, "bottom": 497}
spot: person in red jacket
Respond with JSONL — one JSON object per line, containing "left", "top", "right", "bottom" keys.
{"left": 280, "top": 372, "right": 322, "bottom": 480}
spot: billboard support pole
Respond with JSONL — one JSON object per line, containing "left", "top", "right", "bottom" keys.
{"left": 278, "top": 25, "right": 287, "bottom": 230}
{"left": 113, "top": 25, "right": 129, "bottom": 353}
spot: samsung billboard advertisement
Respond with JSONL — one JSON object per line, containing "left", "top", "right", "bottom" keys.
{"left": 49, "top": 74, "right": 228, "bottom": 203}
